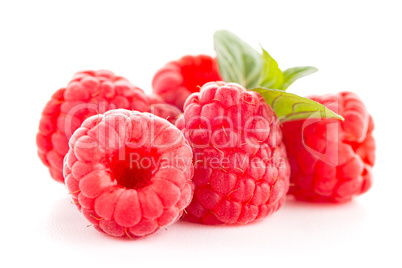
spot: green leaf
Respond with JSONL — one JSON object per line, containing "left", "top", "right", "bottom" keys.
{"left": 250, "top": 87, "right": 344, "bottom": 122}
{"left": 280, "top": 66, "right": 318, "bottom": 90}
{"left": 260, "top": 47, "right": 284, "bottom": 89}
{"left": 214, "top": 30, "right": 318, "bottom": 91}
{"left": 214, "top": 30, "right": 263, "bottom": 88}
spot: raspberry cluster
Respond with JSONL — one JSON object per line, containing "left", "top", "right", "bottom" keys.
{"left": 36, "top": 31, "right": 375, "bottom": 239}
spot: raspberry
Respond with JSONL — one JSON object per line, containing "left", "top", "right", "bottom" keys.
{"left": 176, "top": 82, "right": 290, "bottom": 225}
{"left": 63, "top": 109, "right": 194, "bottom": 238}
{"left": 281, "top": 92, "right": 375, "bottom": 203}
{"left": 36, "top": 70, "right": 151, "bottom": 183}
{"left": 152, "top": 55, "right": 221, "bottom": 110}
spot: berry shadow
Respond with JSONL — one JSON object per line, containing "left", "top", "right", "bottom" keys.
{"left": 45, "top": 196, "right": 168, "bottom": 245}
{"left": 278, "top": 196, "right": 368, "bottom": 235}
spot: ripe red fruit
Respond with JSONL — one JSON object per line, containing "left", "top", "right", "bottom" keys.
{"left": 64, "top": 109, "right": 194, "bottom": 238}
{"left": 176, "top": 82, "right": 290, "bottom": 225}
{"left": 281, "top": 92, "right": 375, "bottom": 202}
{"left": 36, "top": 70, "right": 151, "bottom": 183}
{"left": 152, "top": 55, "right": 221, "bottom": 111}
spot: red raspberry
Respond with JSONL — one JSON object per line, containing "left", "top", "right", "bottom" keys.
{"left": 63, "top": 109, "right": 194, "bottom": 238}
{"left": 281, "top": 92, "right": 375, "bottom": 203}
{"left": 152, "top": 55, "right": 221, "bottom": 110}
{"left": 176, "top": 82, "right": 290, "bottom": 225}
{"left": 36, "top": 70, "right": 150, "bottom": 183}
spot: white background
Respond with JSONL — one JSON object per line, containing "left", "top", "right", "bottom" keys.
{"left": 1, "top": 0, "right": 401, "bottom": 267}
